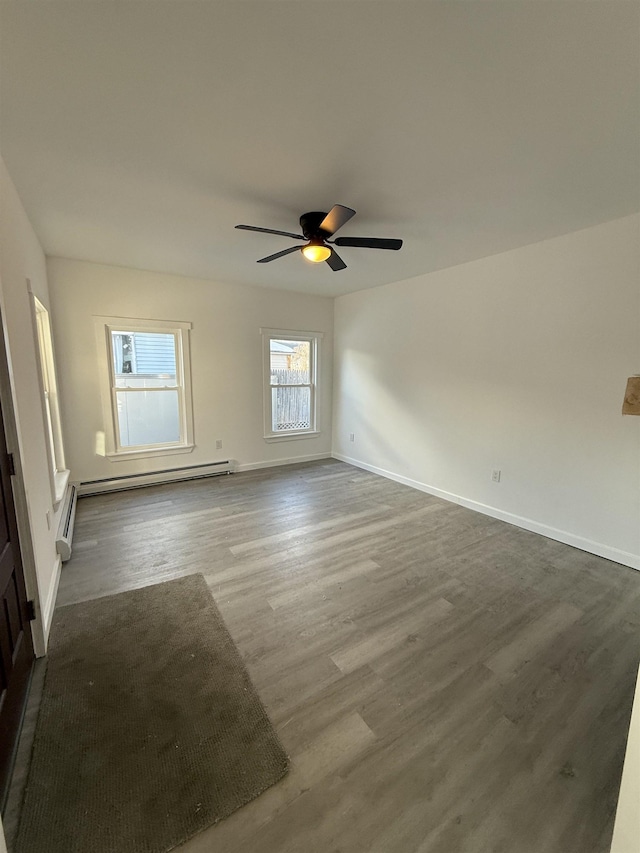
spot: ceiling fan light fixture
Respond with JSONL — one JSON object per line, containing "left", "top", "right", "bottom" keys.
{"left": 302, "top": 242, "right": 331, "bottom": 263}
{"left": 236, "top": 204, "right": 403, "bottom": 271}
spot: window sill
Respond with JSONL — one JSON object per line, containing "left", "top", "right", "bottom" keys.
{"left": 106, "top": 444, "right": 195, "bottom": 462}
{"left": 264, "top": 431, "right": 321, "bottom": 443}
{"left": 53, "top": 468, "right": 71, "bottom": 508}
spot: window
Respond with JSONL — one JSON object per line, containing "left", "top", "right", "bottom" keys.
{"left": 30, "top": 294, "right": 69, "bottom": 505}
{"left": 95, "top": 317, "right": 194, "bottom": 459}
{"left": 261, "top": 328, "right": 322, "bottom": 439}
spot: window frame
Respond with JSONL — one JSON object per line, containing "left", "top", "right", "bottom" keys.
{"left": 29, "top": 291, "right": 69, "bottom": 507}
{"left": 94, "top": 316, "right": 194, "bottom": 461}
{"left": 261, "top": 327, "right": 322, "bottom": 441}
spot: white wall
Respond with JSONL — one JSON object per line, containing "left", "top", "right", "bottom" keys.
{"left": 0, "top": 156, "right": 65, "bottom": 651}
{"left": 333, "top": 215, "right": 640, "bottom": 569}
{"left": 611, "top": 664, "right": 640, "bottom": 852}
{"left": 47, "top": 257, "right": 334, "bottom": 481}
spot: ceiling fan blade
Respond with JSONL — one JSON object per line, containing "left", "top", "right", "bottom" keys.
{"left": 325, "top": 248, "right": 347, "bottom": 271}
{"left": 236, "top": 224, "right": 305, "bottom": 240}
{"left": 256, "top": 245, "right": 303, "bottom": 263}
{"left": 318, "top": 205, "right": 356, "bottom": 237}
{"left": 333, "top": 237, "right": 403, "bottom": 250}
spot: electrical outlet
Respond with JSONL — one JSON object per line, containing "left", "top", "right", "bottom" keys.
{"left": 216, "top": 439, "right": 223, "bottom": 450}
{"left": 349, "top": 433, "right": 355, "bottom": 442}
{"left": 491, "top": 469, "right": 501, "bottom": 483}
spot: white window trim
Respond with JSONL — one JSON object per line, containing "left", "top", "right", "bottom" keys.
{"left": 94, "top": 316, "right": 195, "bottom": 461}
{"left": 28, "top": 290, "right": 69, "bottom": 507}
{"left": 260, "top": 327, "right": 323, "bottom": 441}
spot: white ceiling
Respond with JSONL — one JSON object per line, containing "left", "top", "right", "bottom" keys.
{"left": 1, "top": 1, "right": 638, "bottom": 297}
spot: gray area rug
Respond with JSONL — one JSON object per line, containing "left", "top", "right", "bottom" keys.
{"left": 14, "top": 574, "right": 289, "bottom": 853}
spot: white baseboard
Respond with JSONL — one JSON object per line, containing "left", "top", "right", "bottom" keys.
{"left": 236, "top": 452, "right": 332, "bottom": 473}
{"left": 332, "top": 453, "right": 640, "bottom": 572}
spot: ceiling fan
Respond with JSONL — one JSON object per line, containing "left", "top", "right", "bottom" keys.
{"left": 235, "top": 204, "right": 403, "bottom": 272}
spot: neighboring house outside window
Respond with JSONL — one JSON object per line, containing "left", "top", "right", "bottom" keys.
{"left": 261, "top": 328, "right": 322, "bottom": 440}
{"left": 94, "top": 317, "right": 194, "bottom": 460}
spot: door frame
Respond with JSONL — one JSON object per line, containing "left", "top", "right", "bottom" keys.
{"left": 0, "top": 304, "right": 45, "bottom": 658}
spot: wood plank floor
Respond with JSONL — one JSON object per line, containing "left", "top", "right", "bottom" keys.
{"left": 7, "top": 460, "right": 640, "bottom": 852}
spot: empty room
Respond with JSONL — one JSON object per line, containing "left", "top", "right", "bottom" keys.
{"left": 0, "top": 2, "right": 639, "bottom": 852}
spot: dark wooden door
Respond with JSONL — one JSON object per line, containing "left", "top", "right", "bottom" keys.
{"left": 0, "top": 356, "right": 35, "bottom": 809}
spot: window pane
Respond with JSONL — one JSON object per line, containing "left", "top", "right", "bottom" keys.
{"left": 269, "top": 339, "right": 310, "bottom": 385}
{"left": 112, "top": 331, "right": 177, "bottom": 388}
{"left": 271, "top": 386, "right": 311, "bottom": 432}
{"left": 35, "top": 300, "right": 65, "bottom": 474}
{"left": 116, "top": 390, "right": 180, "bottom": 447}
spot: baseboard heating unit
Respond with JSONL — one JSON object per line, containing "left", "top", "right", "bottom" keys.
{"left": 56, "top": 482, "right": 79, "bottom": 562}
{"left": 78, "top": 460, "right": 235, "bottom": 497}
